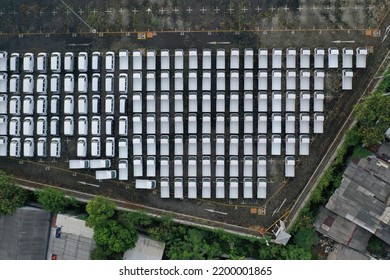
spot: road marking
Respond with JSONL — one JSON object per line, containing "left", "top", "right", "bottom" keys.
{"left": 60, "top": 0, "right": 94, "bottom": 32}
{"left": 78, "top": 181, "right": 99, "bottom": 188}
{"left": 382, "top": 25, "right": 390, "bottom": 42}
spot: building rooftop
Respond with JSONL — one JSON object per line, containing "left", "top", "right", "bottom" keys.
{"left": 0, "top": 206, "right": 51, "bottom": 260}
{"left": 123, "top": 234, "right": 165, "bottom": 260}
{"left": 323, "top": 154, "right": 390, "bottom": 246}
{"left": 327, "top": 244, "right": 370, "bottom": 260}
{"left": 314, "top": 208, "right": 371, "bottom": 252}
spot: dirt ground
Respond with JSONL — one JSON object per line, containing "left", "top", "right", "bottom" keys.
{"left": 0, "top": 0, "right": 389, "bottom": 235}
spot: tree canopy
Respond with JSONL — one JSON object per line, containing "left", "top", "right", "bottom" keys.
{"left": 118, "top": 211, "right": 153, "bottom": 229}
{"left": 355, "top": 92, "right": 390, "bottom": 146}
{"left": 86, "top": 196, "right": 116, "bottom": 228}
{"left": 0, "top": 171, "right": 28, "bottom": 215}
{"left": 166, "top": 229, "right": 223, "bottom": 260}
{"left": 93, "top": 220, "right": 138, "bottom": 253}
{"left": 35, "top": 188, "right": 77, "bottom": 213}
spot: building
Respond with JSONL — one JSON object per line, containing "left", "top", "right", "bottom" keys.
{"left": 315, "top": 147, "right": 390, "bottom": 251}
{"left": 0, "top": 206, "right": 51, "bottom": 260}
{"left": 47, "top": 214, "right": 96, "bottom": 260}
{"left": 314, "top": 207, "right": 372, "bottom": 252}
{"left": 123, "top": 234, "right": 165, "bottom": 260}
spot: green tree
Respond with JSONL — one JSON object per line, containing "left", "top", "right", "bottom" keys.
{"left": 280, "top": 245, "right": 312, "bottom": 260}
{"left": 355, "top": 92, "right": 390, "bottom": 146}
{"left": 148, "top": 214, "right": 179, "bottom": 242}
{"left": 367, "top": 236, "right": 385, "bottom": 256}
{"left": 86, "top": 196, "right": 116, "bottom": 228}
{"left": 0, "top": 171, "right": 28, "bottom": 215}
{"left": 94, "top": 220, "right": 138, "bottom": 253}
{"left": 118, "top": 211, "right": 152, "bottom": 229}
{"left": 90, "top": 246, "right": 123, "bottom": 260}
{"left": 166, "top": 229, "right": 223, "bottom": 260}
{"left": 35, "top": 188, "right": 78, "bottom": 213}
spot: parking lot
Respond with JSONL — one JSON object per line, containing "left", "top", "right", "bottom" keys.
{"left": 0, "top": 0, "right": 389, "bottom": 233}
{"left": 0, "top": 0, "right": 388, "bottom": 34}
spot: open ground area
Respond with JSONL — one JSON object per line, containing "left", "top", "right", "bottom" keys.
{"left": 0, "top": 0, "right": 389, "bottom": 236}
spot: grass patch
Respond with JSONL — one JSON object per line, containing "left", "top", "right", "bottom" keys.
{"left": 350, "top": 146, "right": 373, "bottom": 160}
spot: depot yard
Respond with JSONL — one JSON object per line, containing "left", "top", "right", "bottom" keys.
{"left": 0, "top": 0, "right": 389, "bottom": 235}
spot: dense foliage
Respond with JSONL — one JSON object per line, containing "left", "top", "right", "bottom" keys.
{"left": 86, "top": 196, "right": 116, "bottom": 227}
{"left": 355, "top": 92, "right": 390, "bottom": 145}
{"left": 0, "top": 171, "right": 28, "bottom": 215}
{"left": 35, "top": 188, "right": 78, "bottom": 214}
{"left": 87, "top": 196, "right": 139, "bottom": 260}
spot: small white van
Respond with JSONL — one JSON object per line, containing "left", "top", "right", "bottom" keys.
{"left": 106, "top": 137, "right": 115, "bottom": 157}
{"left": 50, "top": 117, "right": 60, "bottom": 136}
{"left": 37, "top": 138, "right": 47, "bottom": 157}
{"left": 23, "top": 96, "right": 34, "bottom": 115}
{"left": 9, "top": 74, "right": 20, "bottom": 94}
{"left": 51, "top": 52, "right": 61, "bottom": 73}
{"left": 36, "top": 74, "right": 47, "bottom": 94}
{"left": 23, "top": 75, "right": 34, "bottom": 94}
{"left": 78, "top": 74, "right": 88, "bottom": 93}
{"left": 91, "top": 137, "right": 101, "bottom": 157}
{"left": 64, "top": 116, "right": 74, "bottom": 136}
{"left": 50, "top": 74, "right": 60, "bottom": 93}
{"left": 105, "top": 74, "right": 114, "bottom": 93}
{"left": 23, "top": 53, "right": 34, "bottom": 73}
{"left": 78, "top": 52, "right": 88, "bottom": 72}
{"left": 10, "top": 138, "right": 21, "bottom": 157}
{"left": 50, "top": 138, "right": 61, "bottom": 157}
{"left": 37, "top": 96, "right": 47, "bottom": 115}
{"left": 105, "top": 51, "right": 115, "bottom": 72}
{"left": 50, "top": 95, "right": 60, "bottom": 115}
{"left": 92, "top": 73, "right": 100, "bottom": 93}
{"left": 92, "top": 52, "right": 101, "bottom": 71}
{"left": 36, "top": 117, "right": 47, "bottom": 136}
{"left": 91, "top": 95, "right": 100, "bottom": 114}
{"left": 64, "top": 52, "right": 74, "bottom": 72}
{"left": 64, "top": 74, "right": 74, "bottom": 93}
{"left": 91, "top": 116, "right": 101, "bottom": 136}
{"left": 37, "top": 53, "right": 47, "bottom": 73}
